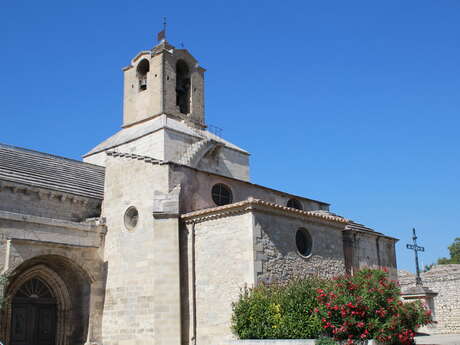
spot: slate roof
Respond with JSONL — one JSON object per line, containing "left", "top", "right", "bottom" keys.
{"left": 0, "top": 143, "right": 105, "bottom": 199}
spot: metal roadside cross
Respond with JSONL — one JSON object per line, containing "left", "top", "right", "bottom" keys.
{"left": 406, "top": 228, "right": 425, "bottom": 286}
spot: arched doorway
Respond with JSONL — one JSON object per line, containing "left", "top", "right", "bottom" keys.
{"left": 10, "top": 277, "right": 57, "bottom": 345}
{"left": 2, "top": 264, "right": 74, "bottom": 345}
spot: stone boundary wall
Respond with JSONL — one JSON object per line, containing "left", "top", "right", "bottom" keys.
{"left": 222, "top": 340, "right": 316, "bottom": 345}
{"left": 398, "top": 264, "right": 460, "bottom": 334}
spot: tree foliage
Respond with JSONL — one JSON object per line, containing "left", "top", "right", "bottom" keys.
{"left": 436, "top": 237, "right": 460, "bottom": 265}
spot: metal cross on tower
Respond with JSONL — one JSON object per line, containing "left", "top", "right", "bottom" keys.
{"left": 157, "top": 17, "right": 167, "bottom": 42}
{"left": 406, "top": 228, "right": 425, "bottom": 286}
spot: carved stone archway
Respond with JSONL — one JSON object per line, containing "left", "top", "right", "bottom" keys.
{"left": 2, "top": 264, "right": 72, "bottom": 345}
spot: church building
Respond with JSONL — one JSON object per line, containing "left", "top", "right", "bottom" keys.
{"left": 0, "top": 37, "right": 398, "bottom": 345}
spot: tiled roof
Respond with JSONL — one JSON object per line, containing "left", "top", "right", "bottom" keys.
{"left": 0, "top": 143, "right": 105, "bottom": 199}
{"left": 345, "top": 222, "right": 378, "bottom": 233}
{"left": 181, "top": 197, "right": 349, "bottom": 224}
{"left": 345, "top": 221, "right": 398, "bottom": 240}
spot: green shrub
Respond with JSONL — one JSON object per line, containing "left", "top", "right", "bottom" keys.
{"left": 231, "top": 278, "right": 326, "bottom": 339}
{"left": 231, "top": 269, "right": 431, "bottom": 344}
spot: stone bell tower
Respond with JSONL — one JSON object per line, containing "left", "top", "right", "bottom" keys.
{"left": 84, "top": 35, "right": 249, "bottom": 181}
{"left": 122, "top": 39, "right": 206, "bottom": 128}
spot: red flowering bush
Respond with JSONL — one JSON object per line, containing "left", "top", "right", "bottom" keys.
{"left": 315, "top": 269, "right": 432, "bottom": 345}
{"left": 231, "top": 269, "right": 431, "bottom": 344}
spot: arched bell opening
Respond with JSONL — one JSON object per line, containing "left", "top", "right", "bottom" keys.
{"left": 1, "top": 255, "right": 92, "bottom": 345}
{"left": 137, "top": 59, "right": 150, "bottom": 92}
{"left": 176, "top": 60, "right": 191, "bottom": 114}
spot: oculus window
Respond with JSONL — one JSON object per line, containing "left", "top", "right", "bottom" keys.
{"left": 124, "top": 206, "right": 139, "bottom": 231}
{"left": 296, "top": 228, "right": 313, "bottom": 257}
{"left": 211, "top": 183, "right": 233, "bottom": 206}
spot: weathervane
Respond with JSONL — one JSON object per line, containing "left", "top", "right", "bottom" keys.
{"left": 157, "top": 17, "right": 167, "bottom": 42}
{"left": 406, "top": 228, "right": 425, "bottom": 286}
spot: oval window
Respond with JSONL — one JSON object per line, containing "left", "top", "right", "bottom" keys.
{"left": 296, "top": 228, "right": 312, "bottom": 257}
{"left": 124, "top": 206, "right": 139, "bottom": 231}
{"left": 287, "top": 198, "right": 303, "bottom": 210}
{"left": 211, "top": 183, "right": 233, "bottom": 206}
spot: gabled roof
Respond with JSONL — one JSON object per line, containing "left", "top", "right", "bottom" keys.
{"left": 181, "top": 197, "right": 348, "bottom": 225}
{"left": 0, "top": 143, "right": 105, "bottom": 199}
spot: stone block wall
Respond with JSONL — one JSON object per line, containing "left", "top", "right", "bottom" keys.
{"left": 253, "top": 212, "right": 346, "bottom": 283}
{"left": 399, "top": 264, "right": 460, "bottom": 334}
{"left": 84, "top": 129, "right": 166, "bottom": 167}
{"left": 183, "top": 213, "right": 255, "bottom": 345}
{"left": 181, "top": 207, "right": 351, "bottom": 345}
{"left": 171, "top": 165, "right": 329, "bottom": 214}
{"left": 196, "top": 145, "right": 250, "bottom": 182}
{"left": 353, "top": 234, "right": 397, "bottom": 280}
{"left": 0, "top": 181, "right": 101, "bottom": 221}
{"left": 101, "top": 156, "right": 171, "bottom": 345}
{"left": 123, "top": 52, "right": 163, "bottom": 127}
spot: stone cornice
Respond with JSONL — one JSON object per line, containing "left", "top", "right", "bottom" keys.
{"left": 152, "top": 212, "right": 179, "bottom": 219}
{"left": 8, "top": 237, "right": 100, "bottom": 249}
{"left": 106, "top": 151, "right": 163, "bottom": 164}
{"left": 0, "top": 180, "right": 100, "bottom": 206}
{"left": 181, "top": 198, "right": 348, "bottom": 227}
{"left": 0, "top": 210, "right": 106, "bottom": 234}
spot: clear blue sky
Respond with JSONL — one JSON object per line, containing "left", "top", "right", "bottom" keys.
{"left": 2, "top": 1, "right": 459, "bottom": 273}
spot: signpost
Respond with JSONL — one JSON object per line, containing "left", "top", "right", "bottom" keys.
{"left": 406, "top": 228, "right": 425, "bottom": 286}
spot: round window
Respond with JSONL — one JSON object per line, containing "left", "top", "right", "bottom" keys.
{"left": 296, "top": 228, "right": 312, "bottom": 257}
{"left": 287, "top": 198, "right": 303, "bottom": 210}
{"left": 124, "top": 206, "right": 139, "bottom": 231}
{"left": 211, "top": 183, "right": 233, "bottom": 206}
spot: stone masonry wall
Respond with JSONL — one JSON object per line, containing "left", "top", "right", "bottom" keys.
{"left": 84, "top": 129, "right": 165, "bottom": 167}
{"left": 0, "top": 181, "right": 101, "bottom": 221}
{"left": 253, "top": 212, "right": 346, "bottom": 283}
{"left": 185, "top": 213, "right": 255, "bottom": 345}
{"left": 170, "top": 165, "right": 328, "bottom": 214}
{"left": 196, "top": 145, "right": 250, "bottom": 182}
{"left": 101, "top": 157, "right": 171, "bottom": 345}
{"left": 399, "top": 264, "right": 460, "bottom": 334}
{"left": 353, "top": 234, "right": 397, "bottom": 280}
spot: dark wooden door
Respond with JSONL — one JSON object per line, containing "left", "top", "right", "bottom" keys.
{"left": 11, "top": 301, "right": 56, "bottom": 345}
{"left": 10, "top": 277, "right": 58, "bottom": 345}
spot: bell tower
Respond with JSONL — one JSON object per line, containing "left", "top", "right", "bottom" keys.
{"left": 122, "top": 39, "right": 206, "bottom": 128}
{"left": 84, "top": 33, "right": 249, "bottom": 182}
